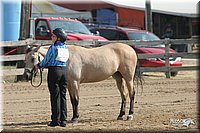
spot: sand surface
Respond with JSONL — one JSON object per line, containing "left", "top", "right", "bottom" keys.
{"left": 1, "top": 59, "right": 199, "bottom": 132}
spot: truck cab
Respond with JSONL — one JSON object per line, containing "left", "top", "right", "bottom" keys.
{"left": 34, "top": 17, "right": 107, "bottom": 41}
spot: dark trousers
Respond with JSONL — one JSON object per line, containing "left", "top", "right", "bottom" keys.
{"left": 47, "top": 66, "right": 67, "bottom": 122}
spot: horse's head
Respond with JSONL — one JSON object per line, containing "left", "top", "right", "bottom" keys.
{"left": 23, "top": 45, "right": 41, "bottom": 81}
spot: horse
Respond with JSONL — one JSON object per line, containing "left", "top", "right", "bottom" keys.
{"left": 23, "top": 43, "right": 140, "bottom": 122}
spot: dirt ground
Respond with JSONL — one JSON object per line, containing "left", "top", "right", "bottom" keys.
{"left": 1, "top": 59, "right": 199, "bottom": 132}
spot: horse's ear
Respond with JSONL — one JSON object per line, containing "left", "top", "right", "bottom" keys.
{"left": 26, "top": 45, "right": 32, "bottom": 53}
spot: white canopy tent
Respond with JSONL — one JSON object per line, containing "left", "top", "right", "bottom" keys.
{"left": 32, "top": 1, "right": 92, "bottom": 19}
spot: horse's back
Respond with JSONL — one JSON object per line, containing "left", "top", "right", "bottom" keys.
{"left": 105, "top": 43, "right": 137, "bottom": 58}
{"left": 68, "top": 43, "right": 136, "bottom": 57}
{"left": 100, "top": 43, "right": 137, "bottom": 64}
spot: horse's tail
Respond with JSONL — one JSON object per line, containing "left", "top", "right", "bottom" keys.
{"left": 134, "top": 60, "right": 144, "bottom": 95}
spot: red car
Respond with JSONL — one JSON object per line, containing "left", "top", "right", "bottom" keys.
{"left": 89, "top": 26, "right": 183, "bottom": 76}
{"left": 34, "top": 17, "right": 107, "bottom": 41}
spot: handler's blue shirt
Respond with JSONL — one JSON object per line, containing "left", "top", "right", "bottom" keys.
{"left": 38, "top": 42, "right": 69, "bottom": 68}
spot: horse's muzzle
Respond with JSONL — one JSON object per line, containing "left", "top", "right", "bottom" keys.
{"left": 23, "top": 69, "right": 32, "bottom": 81}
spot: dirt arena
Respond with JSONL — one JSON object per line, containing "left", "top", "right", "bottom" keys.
{"left": 1, "top": 59, "right": 199, "bottom": 132}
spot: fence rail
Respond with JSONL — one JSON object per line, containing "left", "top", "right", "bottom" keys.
{"left": 1, "top": 38, "right": 199, "bottom": 78}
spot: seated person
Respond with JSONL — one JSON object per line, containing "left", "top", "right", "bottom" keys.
{"left": 36, "top": 26, "right": 48, "bottom": 36}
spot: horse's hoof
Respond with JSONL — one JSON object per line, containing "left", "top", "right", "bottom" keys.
{"left": 127, "top": 115, "right": 133, "bottom": 120}
{"left": 117, "top": 115, "right": 125, "bottom": 120}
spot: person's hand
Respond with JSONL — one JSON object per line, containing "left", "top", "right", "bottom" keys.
{"left": 34, "top": 64, "right": 39, "bottom": 73}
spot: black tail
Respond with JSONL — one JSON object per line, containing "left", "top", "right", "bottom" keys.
{"left": 134, "top": 61, "right": 144, "bottom": 94}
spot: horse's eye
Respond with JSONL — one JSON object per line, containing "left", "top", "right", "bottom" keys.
{"left": 31, "top": 58, "right": 34, "bottom": 63}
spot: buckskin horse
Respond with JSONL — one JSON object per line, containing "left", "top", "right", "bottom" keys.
{"left": 23, "top": 43, "right": 141, "bottom": 122}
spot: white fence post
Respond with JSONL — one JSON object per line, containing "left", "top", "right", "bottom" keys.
{"left": 187, "top": 43, "right": 192, "bottom": 52}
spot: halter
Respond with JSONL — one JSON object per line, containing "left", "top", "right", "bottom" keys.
{"left": 30, "top": 52, "right": 43, "bottom": 87}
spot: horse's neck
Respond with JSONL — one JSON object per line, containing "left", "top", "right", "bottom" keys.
{"left": 38, "top": 46, "right": 49, "bottom": 56}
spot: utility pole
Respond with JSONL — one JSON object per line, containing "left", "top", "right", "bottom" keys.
{"left": 145, "top": 0, "right": 152, "bottom": 32}
{"left": 19, "top": 0, "right": 31, "bottom": 40}
{"left": 16, "top": 0, "right": 32, "bottom": 81}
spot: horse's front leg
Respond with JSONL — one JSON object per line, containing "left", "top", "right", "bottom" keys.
{"left": 68, "top": 81, "right": 80, "bottom": 123}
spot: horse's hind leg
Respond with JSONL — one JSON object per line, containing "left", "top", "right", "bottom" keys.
{"left": 112, "top": 72, "right": 128, "bottom": 120}
{"left": 68, "top": 81, "right": 80, "bottom": 123}
{"left": 125, "top": 78, "right": 135, "bottom": 120}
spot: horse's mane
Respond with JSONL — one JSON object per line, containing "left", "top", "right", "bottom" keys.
{"left": 38, "top": 46, "right": 48, "bottom": 56}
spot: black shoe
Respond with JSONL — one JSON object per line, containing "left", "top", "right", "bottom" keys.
{"left": 48, "top": 121, "right": 60, "bottom": 127}
{"left": 60, "top": 121, "right": 67, "bottom": 127}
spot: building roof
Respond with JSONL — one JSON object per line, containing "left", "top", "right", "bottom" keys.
{"left": 50, "top": 0, "right": 199, "bottom": 17}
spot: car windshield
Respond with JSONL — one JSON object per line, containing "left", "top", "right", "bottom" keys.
{"left": 49, "top": 20, "right": 92, "bottom": 34}
{"left": 128, "top": 32, "right": 164, "bottom": 48}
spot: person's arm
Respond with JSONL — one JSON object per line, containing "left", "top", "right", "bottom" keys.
{"left": 38, "top": 45, "right": 53, "bottom": 68}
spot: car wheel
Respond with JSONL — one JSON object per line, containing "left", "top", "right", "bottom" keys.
{"left": 165, "top": 71, "right": 178, "bottom": 77}
{"left": 171, "top": 71, "right": 178, "bottom": 77}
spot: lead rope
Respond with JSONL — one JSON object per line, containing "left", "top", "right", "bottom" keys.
{"left": 31, "top": 53, "right": 43, "bottom": 87}
{"left": 30, "top": 67, "right": 43, "bottom": 87}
